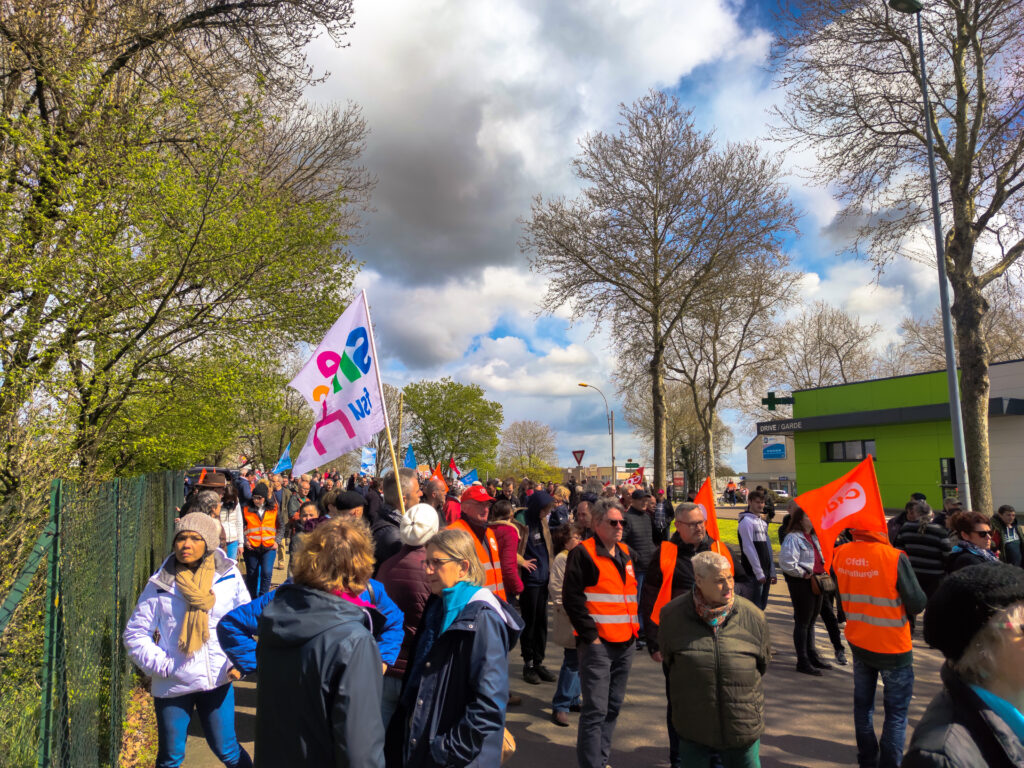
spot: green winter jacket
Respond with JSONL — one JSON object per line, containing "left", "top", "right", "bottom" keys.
{"left": 659, "top": 592, "right": 770, "bottom": 751}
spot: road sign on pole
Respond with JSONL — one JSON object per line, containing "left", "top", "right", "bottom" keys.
{"left": 625, "top": 460, "right": 639, "bottom": 469}
{"left": 572, "top": 450, "right": 585, "bottom": 466}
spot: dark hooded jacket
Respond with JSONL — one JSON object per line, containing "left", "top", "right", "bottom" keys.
{"left": 255, "top": 583, "right": 385, "bottom": 768}
{"left": 902, "top": 663, "right": 1024, "bottom": 768}
{"left": 522, "top": 491, "right": 554, "bottom": 588}
{"left": 371, "top": 504, "right": 403, "bottom": 572}
{"left": 401, "top": 588, "right": 523, "bottom": 768}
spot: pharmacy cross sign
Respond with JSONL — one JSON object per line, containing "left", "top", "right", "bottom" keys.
{"left": 762, "top": 391, "right": 794, "bottom": 411}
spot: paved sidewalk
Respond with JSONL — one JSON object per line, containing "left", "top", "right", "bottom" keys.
{"left": 183, "top": 574, "right": 944, "bottom": 767}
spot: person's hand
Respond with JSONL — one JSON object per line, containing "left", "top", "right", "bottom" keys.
{"left": 804, "top": 572, "right": 813, "bottom": 579}
{"left": 591, "top": 638, "right": 601, "bottom": 645}
{"left": 521, "top": 558, "right": 538, "bottom": 573}
{"left": 770, "top": 576, "right": 778, "bottom": 585}
{"left": 227, "top": 668, "right": 242, "bottom": 681}
{"left": 651, "top": 651, "right": 663, "bottom": 663}
{"left": 270, "top": 541, "right": 278, "bottom": 550}
{"left": 758, "top": 577, "right": 766, "bottom": 584}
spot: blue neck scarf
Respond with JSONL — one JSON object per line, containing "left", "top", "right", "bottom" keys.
{"left": 441, "top": 580, "right": 481, "bottom": 633}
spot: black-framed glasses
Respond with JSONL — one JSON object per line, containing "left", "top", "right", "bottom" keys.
{"left": 973, "top": 529, "right": 993, "bottom": 538}
{"left": 606, "top": 519, "right": 625, "bottom": 527}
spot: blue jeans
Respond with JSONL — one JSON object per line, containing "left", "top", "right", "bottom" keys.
{"left": 153, "top": 684, "right": 251, "bottom": 768}
{"left": 678, "top": 737, "right": 758, "bottom": 768}
{"left": 224, "top": 541, "right": 238, "bottom": 560}
{"left": 243, "top": 548, "right": 276, "bottom": 597}
{"left": 853, "top": 659, "right": 914, "bottom": 768}
{"left": 552, "top": 647, "right": 581, "bottom": 712}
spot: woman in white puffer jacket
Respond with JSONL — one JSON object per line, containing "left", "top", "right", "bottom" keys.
{"left": 124, "top": 513, "right": 252, "bottom": 768}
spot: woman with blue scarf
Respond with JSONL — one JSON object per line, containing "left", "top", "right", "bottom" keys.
{"left": 946, "top": 510, "right": 998, "bottom": 573}
{"left": 903, "top": 563, "right": 1024, "bottom": 768}
{"left": 402, "top": 528, "right": 523, "bottom": 768}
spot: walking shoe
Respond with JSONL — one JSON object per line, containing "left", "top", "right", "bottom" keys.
{"left": 535, "top": 664, "right": 557, "bottom": 683}
{"left": 835, "top": 648, "right": 848, "bottom": 666}
{"left": 796, "top": 661, "right": 823, "bottom": 676}
{"left": 508, "top": 694, "right": 522, "bottom": 706}
{"left": 523, "top": 666, "right": 541, "bottom": 685}
{"left": 808, "top": 656, "right": 833, "bottom": 670}
{"left": 551, "top": 710, "right": 570, "bottom": 727}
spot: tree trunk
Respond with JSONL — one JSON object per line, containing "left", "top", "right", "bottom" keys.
{"left": 702, "top": 416, "right": 716, "bottom": 496}
{"left": 650, "top": 346, "right": 666, "bottom": 494}
{"left": 950, "top": 279, "right": 992, "bottom": 513}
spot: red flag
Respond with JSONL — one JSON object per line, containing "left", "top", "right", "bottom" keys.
{"left": 197, "top": 468, "right": 207, "bottom": 486}
{"left": 694, "top": 477, "right": 720, "bottom": 542}
{"left": 624, "top": 467, "right": 645, "bottom": 486}
{"left": 449, "top": 457, "right": 461, "bottom": 476}
{"left": 432, "top": 463, "right": 449, "bottom": 494}
{"left": 793, "top": 456, "right": 887, "bottom": 569}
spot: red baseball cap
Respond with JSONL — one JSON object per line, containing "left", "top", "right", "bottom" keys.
{"left": 461, "top": 485, "right": 495, "bottom": 504}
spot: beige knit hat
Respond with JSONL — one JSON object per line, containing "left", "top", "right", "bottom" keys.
{"left": 174, "top": 512, "right": 221, "bottom": 554}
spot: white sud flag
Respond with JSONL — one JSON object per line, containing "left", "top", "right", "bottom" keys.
{"left": 289, "top": 291, "right": 388, "bottom": 476}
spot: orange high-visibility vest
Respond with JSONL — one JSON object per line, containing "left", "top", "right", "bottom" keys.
{"left": 450, "top": 519, "right": 507, "bottom": 600}
{"left": 243, "top": 504, "right": 278, "bottom": 549}
{"left": 651, "top": 539, "right": 734, "bottom": 624}
{"left": 581, "top": 537, "right": 640, "bottom": 643}
{"left": 834, "top": 539, "right": 912, "bottom": 655}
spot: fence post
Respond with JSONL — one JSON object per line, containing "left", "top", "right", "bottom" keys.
{"left": 110, "top": 478, "right": 122, "bottom": 767}
{"left": 37, "top": 479, "right": 62, "bottom": 768}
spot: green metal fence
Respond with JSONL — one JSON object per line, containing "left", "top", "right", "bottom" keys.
{"left": 0, "top": 470, "right": 182, "bottom": 768}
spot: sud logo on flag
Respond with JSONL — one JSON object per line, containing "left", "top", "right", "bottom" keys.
{"left": 289, "top": 291, "right": 388, "bottom": 477}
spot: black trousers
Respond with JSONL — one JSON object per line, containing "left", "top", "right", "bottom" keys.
{"left": 785, "top": 574, "right": 825, "bottom": 664}
{"left": 519, "top": 583, "right": 549, "bottom": 666}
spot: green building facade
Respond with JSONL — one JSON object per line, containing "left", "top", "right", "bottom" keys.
{"left": 756, "top": 360, "right": 1024, "bottom": 510}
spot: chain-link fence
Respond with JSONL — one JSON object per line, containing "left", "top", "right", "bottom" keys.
{"left": 0, "top": 470, "right": 182, "bottom": 768}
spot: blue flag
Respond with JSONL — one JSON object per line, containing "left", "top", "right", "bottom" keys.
{"left": 272, "top": 443, "right": 293, "bottom": 474}
{"left": 403, "top": 444, "right": 417, "bottom": 470}
{"left": 460, "top": 468, "right": 478, "bottom": 485}
{"left": 360, "top": 446, "right": 377, "bottom": 475}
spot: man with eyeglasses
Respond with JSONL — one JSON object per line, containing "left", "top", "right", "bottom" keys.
{"left": 639, "top": 502, "right": 736, "bottom": 768}
{"left": 562, "top": 498, "right": 640, "bottom": 768}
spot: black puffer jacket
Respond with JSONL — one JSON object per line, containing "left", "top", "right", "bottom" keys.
{"left": 902, "top": 663, "right": 1024, "bottom": 768}
{"left": 255, "top": 583, "right": 384, "bottom": 768}
{"left": 622, "top": 505, "right": 656, "bottom": 572}
{"left": 895, "top": 520, "right": 953, "bottom": 594}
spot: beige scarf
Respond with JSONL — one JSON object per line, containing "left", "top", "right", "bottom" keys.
{"left": 174, "top": 555, "right": 217, "bottom": 656}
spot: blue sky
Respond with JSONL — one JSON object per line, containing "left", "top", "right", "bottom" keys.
{"left": 303, "top": 0, "right": 944, "bottom": 475}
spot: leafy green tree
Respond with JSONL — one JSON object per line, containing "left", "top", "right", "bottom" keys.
{"left": 404, "top": 378, "right": 503, "bottom": 479}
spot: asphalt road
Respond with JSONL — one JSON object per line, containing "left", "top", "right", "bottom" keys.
{"left": 182, "top": 542, "right": 946, "bottom": 768}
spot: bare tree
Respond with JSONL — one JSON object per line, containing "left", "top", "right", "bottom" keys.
{"left": 772, "top": 0, "right": 1024, "bottom": 511}
{"left": 737, "top": 302, "right": 880, "bottom": 421}
{"left": 665, "top": 251, "right": 800, "bottom": 491}
{"left": 498, "top": 420, "right": 559, "bottom": 479}
{"left": 370, "top": 383, "right": 410, "bottom": 477}
{"left": 523, "top": 91, "right": 796, "bottom": 494}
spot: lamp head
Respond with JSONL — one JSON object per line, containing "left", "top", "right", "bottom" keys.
{"left": 578, "top": 382, "right": 588, "bottom": 387}
{"left": 888, "top": 0, "right": 923, "bottom": 13}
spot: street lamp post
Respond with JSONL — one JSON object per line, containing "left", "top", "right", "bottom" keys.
{"left": 889, "top": 0, "right": 971, "bottom": 504}
{"left": 578, "top": 382, "right": 615, "bottom": 483}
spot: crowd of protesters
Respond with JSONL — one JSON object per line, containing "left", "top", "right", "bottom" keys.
{"left": 127, "top": 467, "right": 1024, "bottom": 768}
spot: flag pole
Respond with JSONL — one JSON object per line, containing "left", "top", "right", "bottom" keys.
{"left": 396, "top": 391, "right": 404, "bottom": 471}
{"left": 361, "top": 289, "right": 406, "bottom": 516}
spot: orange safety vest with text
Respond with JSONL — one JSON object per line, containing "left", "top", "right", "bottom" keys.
{"left": 651, "top": 539, "right": 734, "bottom": 624}
{"left": 450, "top": 518, "right": 507, "bottom": 600}
{"left": 581, "top": 537, "right": 640, "bottom": 642}
{"left": 834, "top": 538, "right": 912, "bottom": 655}
{"left": 243, "top": 504, "right": 278, "bottom": 549}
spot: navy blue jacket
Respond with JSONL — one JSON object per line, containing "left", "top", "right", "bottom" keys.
{"left": 254, "top": 583, "right": 384, "bottom": 768}
{"left": 402, "top": 589, "right": 523, "bottom": 768}
{"left": 522, "top": 492, "right": 554, "bottom": 588}
{"left": 217, "top": 578, "right": 404, "bottom": 674}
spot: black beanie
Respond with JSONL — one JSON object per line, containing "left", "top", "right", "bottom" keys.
{"left": 923, "top": 562, "right": 1024, "bottom": 661}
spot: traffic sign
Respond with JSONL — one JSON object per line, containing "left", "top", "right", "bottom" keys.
{"left": 572, "top": 450, "right": 585, "bottom": 466}
{"left": 625, "top": 460, "right": 639, "bottom": 469}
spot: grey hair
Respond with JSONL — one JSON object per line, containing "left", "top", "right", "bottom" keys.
{"left": 191, "top": 490, "right": 222, "bottom": 516}
{"left": 674, "top": 502, "right": 704, "bottom": 521}
{"left": 591, "top": 497, "right": 625, "bottom": 525}
{"left": 692, "top": 551, "right": 731, "bottom": 581}
{"left": 427, "top": 529, "right": 485, "bottom": 587}
{"left": 383, "top": 468, "right": 417, "bottom": 509}
{"left": 953, "top": 602, "right": 1024, "bottom": 685}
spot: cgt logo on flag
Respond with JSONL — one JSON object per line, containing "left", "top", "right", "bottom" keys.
{"left": 821, "top": 481, "right": 867, "bottom": 529}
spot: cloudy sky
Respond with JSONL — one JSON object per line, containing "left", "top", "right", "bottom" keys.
{"left": 304, "top": 0, "right": 944, "bottom": 475}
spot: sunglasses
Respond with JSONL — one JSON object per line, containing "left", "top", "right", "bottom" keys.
{"left": 606, "top": 519, "right": 625, "bottom": 527}
{"left": 973, "top": 529, "right": 992, "bottom": 537}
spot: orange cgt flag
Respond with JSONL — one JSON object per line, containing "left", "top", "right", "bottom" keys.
{"left": 694, "top": 477, "right": 734, "bottom": 572}
{"left": 431, "top": 462, "right": 449, "bottom": 495}
{"left": 793, "top": 455, "right": 887, "bottom": 569}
